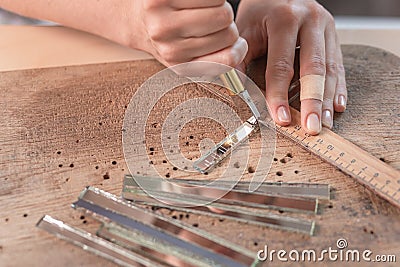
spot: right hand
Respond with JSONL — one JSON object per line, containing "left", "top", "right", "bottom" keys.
{"left": 134, "top": 0, "right": 248, "bottom": 68}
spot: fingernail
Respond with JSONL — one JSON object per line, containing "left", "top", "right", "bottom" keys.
{"left": 322, "top": 110, "right": 333, "bottom": 128}
{"left": 306, "top": 113, "right": 321, "bottom": 133}
{"left": 231, "top": 37, "right": 248, "bottom": 66}
{"left": 338, "top": 95, "right": 346, "bottom": 108}
{"left": 277, "top": 106, "right": 290, "bottom": 123}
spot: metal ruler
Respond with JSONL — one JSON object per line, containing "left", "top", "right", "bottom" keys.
{"left": 274, "top": 107, "right": 400, "bottom": 209}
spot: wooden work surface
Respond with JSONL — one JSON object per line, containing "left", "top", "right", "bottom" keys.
{"left": 0, "top": 45, "right": 399, "bottom": 266}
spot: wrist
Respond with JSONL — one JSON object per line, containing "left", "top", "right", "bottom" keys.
{"left": 116, "top": 0, "right": 156, "bottom": 56}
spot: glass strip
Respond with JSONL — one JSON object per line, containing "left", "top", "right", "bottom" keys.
{"left": 125, "top": 175, "right": 330, "bottom": 200}
{"left": 122, "top": 189, "right": 315, "bottom": 235}
{"left": 97, "top": 223, "right": 209, "bottom": 267}
{"left": 130, "top": 175, "right": 318, "bottom": 213}
{"left": 36, "top": 215, "right": 166, "bottom": 267}
{"left": 193, "top": 116, "right": 258, "bottom": 174}
{"left": 73, "top": 187, "right": 258, "bottom": 267}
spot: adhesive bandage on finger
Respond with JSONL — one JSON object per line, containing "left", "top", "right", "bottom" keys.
{"left": 300, "top": 75, "right": 325, "bottom": 101}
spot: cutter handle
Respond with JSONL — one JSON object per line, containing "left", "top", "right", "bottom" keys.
{"left": 219, "top": 69, "right": 245, "bottom": 95}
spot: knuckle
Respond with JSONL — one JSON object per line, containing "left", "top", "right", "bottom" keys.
{"left": 326, "top": 61, "right": 337, "bottom": 76}
{"left": 219, "top": 3, "right": 234, "bottom": 25}
{"left": 227, "top": 24, "right": 239, "bottom": 42}
{"left": 146, "top": 17, "right": 175, "bottom": 41}
{"left": 220, "top": 52, "right": 236, "bottom": 67}
{"left": 303, "top": 55, "right": 326, "bottom": 75}
{"left": 270, "top": 58, "right": 294, "bottom": 79}
{"left": 273, "top": 5, "right": 299, "bottom": 26}
{"left": 143, "top": 0, "right": 169, "bottom": 10}
{"left": 147, "top": 23, "right": 165, "bottom": 40}
{"left": 157, "top": 44, "right": 179, "bottom": 62}
{"left": 326, "top": 12, "right": 335, "bottom": 24}
{"left": 337, "top": 63, "right": 346, "bottom": 74}
{"left": 307, "top": 4, "right": 325, "bottom": 20}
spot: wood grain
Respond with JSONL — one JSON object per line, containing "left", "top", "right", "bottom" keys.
{"left": 0, "top": 45, "right": 399, "bottom": 267}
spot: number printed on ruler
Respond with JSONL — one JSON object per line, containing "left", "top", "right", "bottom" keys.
{"left": 274, "top": 108, "right": 400, "bottom": 209}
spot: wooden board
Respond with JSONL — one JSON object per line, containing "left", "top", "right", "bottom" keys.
{"left": 0, "top": 45, "right": 399, "bottom": 266}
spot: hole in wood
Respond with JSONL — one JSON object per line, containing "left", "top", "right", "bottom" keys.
{"left": 248, "top": 166, "right": 255, "bottom": 173}
{"left": 112, "top": 161, "right": 117, "bottom": 165}
{"left": 276, "top": 171, "right": 283, "bottom": 176}
{"left": 103, "top": 173, "right": 110, "bottom": 180}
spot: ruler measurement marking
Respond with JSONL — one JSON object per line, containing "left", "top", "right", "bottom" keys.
{"left": 270, "top": 108, "right": 400, "bottom": 209}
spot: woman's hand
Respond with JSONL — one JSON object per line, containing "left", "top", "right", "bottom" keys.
{"left": 133, "top": 0, "right": 248, "bottom": 68}
{"left": 236, "top": 0, "right": 347, "bottom": 135}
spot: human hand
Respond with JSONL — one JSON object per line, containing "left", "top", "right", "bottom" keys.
{"left": 236, "top": 0, "right": 347, "bottom": 135}
{"left": 133, "top": 0, "right": 248, "bottom": 69}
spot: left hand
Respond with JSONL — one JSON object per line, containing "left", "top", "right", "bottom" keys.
{"left": 236, "top": 0, "right": 347, "bottom": 135}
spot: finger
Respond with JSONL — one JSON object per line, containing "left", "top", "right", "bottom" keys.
{"left": 322, "top": 22, "right": 338, "bottom": 129}
{"left": 265, "top": 20, "right": 299, "bottom": 126}
{"left": 171, "top": 37, "right": 247, "bottom": 76}
{"left": 169, "top": 0, "right": 225, "bottom": 9}
{"left": 299, "top": 22, "right": 326, "bottom": 135}
{"left": 334, "top": 35, "right": 347, "bottom": 112}
{"left": 176, "top": 2, "right": 234, "bottom": 37}
{"left": 183, "top": 22, "right": 239, "bottom": 58}
{"left": 164, "top": 23, "right": 240, "bottom": 63}
{"left": 192, "top": 37, "right": 248, "bottom": 69}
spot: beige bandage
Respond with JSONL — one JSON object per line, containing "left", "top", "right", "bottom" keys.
{"left": 300, "top": 74, "right": 325, "bottom": 101}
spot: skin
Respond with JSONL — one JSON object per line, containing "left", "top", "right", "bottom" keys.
{"left": 0, "top": 0, "right": 347, "bottom": 135}
{"left": 236, "top": 0, "right": 347, "bottom": 135}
